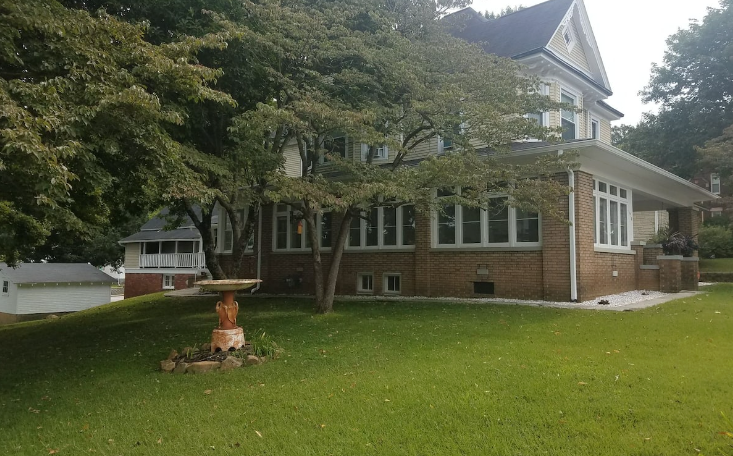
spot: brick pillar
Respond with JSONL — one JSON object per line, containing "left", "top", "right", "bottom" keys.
{"left": 681, "top": 258, "right": 699, "bottom": 291}
{"left": 631, "top": 242, "right": 645, "bottom": 289}
{"left": 413, "top": 212, "right": 432, "bottom": 296}
{"left": 657, "top": 255, "right": 682, "bottom": 293}
{"left": 574, "top": 171, "right": 596, "bottom": 302}
{"left": 667, "top": 207, "right": 701, "bottom": 240}
{"left": 542, "top": 172, "right": 571, "bottom": 301}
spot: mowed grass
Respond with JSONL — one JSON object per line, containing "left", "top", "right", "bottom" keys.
{"left": 700, "top": 258, "right": 733, "bottom": 272}
{"left": 1, "top": 288, "right": 733, "bottom": 455}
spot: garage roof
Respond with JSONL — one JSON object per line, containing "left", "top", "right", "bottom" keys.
{"left": 0, "top": 263, "right": 117, "bottom": 284}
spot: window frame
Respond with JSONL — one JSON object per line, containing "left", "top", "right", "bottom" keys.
{"left": 593, "top": 178, "right": 633, "bottom": 249}
{"left": 356, "top": 272, "right": 374, "bottom": 294}
{"left": 383, "top": 273, "right": 402, "bottom": 295}
{"left": 320, "top": 134, "right": 348, "bottom": 163}
{"left": 590, "top": 116, "right": 600, "bottom": 140}
{"left": 525, "top": 83, "right": 550, "bottom": 141}
{"left": 560, "top": 89, "right": 578, "bottom": 141}
{"left": 272, "top": 204, "right": 332, "bottom": 252}
{"left": 346, "top": 204, "right": 416, "bottom": 251}
{"left": 2, "top": 280, "right": 8, "bottom": 294}
{"left": 432, "top": 188, "right": 541, "bottom": 249}
{"left": 360, "top": 142, "right": 389, "bottom": 162}
{"left": 711, "top": 173, "right": 721, "bottom": 195}
{"left": 563, "top": 24, "right": 576, "bottom": 52}
{"left": 162, "top": 274, "right": 175, "bottom": 290}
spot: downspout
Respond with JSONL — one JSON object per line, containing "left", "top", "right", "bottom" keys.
{"left": 251, "top": 207, "right": 263, "bottom": 294}
{"left": 566, "top": 164, "right": 578, "bottom": 302}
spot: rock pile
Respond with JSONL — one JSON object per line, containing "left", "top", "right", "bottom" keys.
{"left": 159, "top": 342, "right": 266, "bottom": 374}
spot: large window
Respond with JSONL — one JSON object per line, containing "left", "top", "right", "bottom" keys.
{"left": 593, "top": 179, "right": 632, "bottom": 248}
{"left": 348, "top": 204, "right": 415, "bottom": 249}
{"left": 561, "top": 91, "right": 577, "bottom": 141}
{"left": 434, "top": 188, "right": 540, "bottom": 248}
{"left": 274, "top": 204, "right": 331, "bottom": 251}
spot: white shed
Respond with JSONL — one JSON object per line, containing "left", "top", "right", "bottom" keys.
{"left": 0, "top": 263, "right": 116, "bottom": 324}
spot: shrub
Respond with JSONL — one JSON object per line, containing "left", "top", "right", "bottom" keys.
{"left": 661, "top": 232, "right": 699, "bottom": 257}
{"left": 248, "top": 330, "right": 282, "bottom": 359}
{"left": 647, "top": 226, "right": 670, "bottom": 244}
{"left": 703, "top": 214, "right": 732, "bottom": 228}
{"left": 699, "top": 226, "right": 733, "bottom": 258}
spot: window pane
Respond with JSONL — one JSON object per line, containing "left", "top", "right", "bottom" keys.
{"left": 515, "top": 208, "right": 539, "bottom": 243}
{"left": 321, "top": 212, "right": 332, "bottom": 248}
{"left": 610, "top": 200, "right": 618, "bottom": 246}
{"left": 527, "top": 112, "right": 543, "bottom": 126}
{"left": 598, "top": 182, "right": 607, "bottom": 193}
{"left": 349, "top": 216, "right": 361, "bottom": 247}
{"left": 178, "top": 241, "right": 194, "bottom": 253}
{"left": 276, "top": 216, "right": 288, "bottom": 249}
{"left": 487, "top": 198, "right": 509, "bottom": 244}
{"left": 386, "top": 275, "right": 401, "bottom": 292}
{"left": 383, "top": 206, "right": 397, "bottom": 246}
{"left": 366, "top": 208, "right": 379, "bottom": 246}
{"left": 599, "top": 198, "right": 608, "bottom": 245}
{"left": 561, "top": 92, "right": 576, "bottom": 141}
{"left": 438, "top": 205, "right": 456, "bottom": 245}
{"left": 620, "top": 189, "right": 627, "bottom": 199}
{"left": 610, "top": 185, "right": 617, "bottom": 196}
{"left": 402, "top": 205, "right": 416, "bottom": 246}
{"left": 562, "top": 118, "right": 575, "bottom": 141}
{"left": 162, "top": 241, "right": 176, "bottom": 254}
{"left": 620, "top": 203, "right": 628, "bottom": 247}
{"left": 593, "top": 195, "right": 597, "bottom": 243}
{"left": 462, "top": 206, "right": 482, "bottom": 244}
{"left": 145, "top": 242, "right": 160, "bottom": 254}
{"left": 290, "top": 218, "right": 302, "bottom": 249}
{"left": 360, "top": 274, "right": 373, "bottom": 291}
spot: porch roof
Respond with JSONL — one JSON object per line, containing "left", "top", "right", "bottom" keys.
{"left": 506, "top": 139, "right": 718, "bottom": 209}
{"left": 118, "top": 228, "right": 202, "bottom": 244}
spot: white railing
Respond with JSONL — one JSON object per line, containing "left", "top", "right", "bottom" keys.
{"left": 139, "top": 253, "right": 206, "bottom": 269}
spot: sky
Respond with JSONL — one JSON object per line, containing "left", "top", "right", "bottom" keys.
{"left": 469, "top": 0, "right": 721, "bottom": 126}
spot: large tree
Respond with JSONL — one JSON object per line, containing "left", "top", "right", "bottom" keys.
{"left": 0, "top": 0, "right": 231, "bottom": 265}
{"left": 255, "top": 0, "right": 570, "bottom": 313}
{"left": 617, "top": 0, "right": 733, "bottom": 178}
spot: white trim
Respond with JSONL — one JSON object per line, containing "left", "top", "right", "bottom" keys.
{"left": 162, "top": 274, "right": 175, "bottom": 290}
{"left": 589, "top": 115, "right": 600, "bottom": 140}
{"left": 593, "top": 177, "right": 633, "bottom": 249}
{"left": 125, "top": 268, "right": 203, "bottom": 275}
{"left": 345, "top": 204, "right": 416, "bottom": 251}
{"left": 272, "top": 204, "right": 332, "bottom": 252}
{"left": 560, "top": 88, "right": 579, "bottom": 141}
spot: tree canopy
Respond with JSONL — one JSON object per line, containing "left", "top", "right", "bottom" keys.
{"left": 615, "top": 0, "right": 733, "bottom": 178}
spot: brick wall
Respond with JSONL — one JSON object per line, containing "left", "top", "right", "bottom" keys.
{"left": 125, "top": 272, "right": 196, "bottom": 298}
{"left": 658, "top": 257, "right": 682, "bottom": 293}
{"left": 638, "top": 268, "right": 660, "bottom": 290}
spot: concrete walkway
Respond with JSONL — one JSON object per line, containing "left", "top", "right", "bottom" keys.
{"left": 165, "top": 285, "right": 712, "bottom": 312}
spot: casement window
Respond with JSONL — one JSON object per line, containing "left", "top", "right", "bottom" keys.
{"left": 360, "top": 143, "right": 389, "bottom": 161}
{"left": 383, "top": 273, "right": 401, "bottom": 294}
{"left": 274, "top": 204, "right": 331, "bottom": 251}
{"left": 561, "top": 91, "right": 577, "bottom": 141}
{"left": 711, "top": 173, "right": 721, "bottom": 194}
{"left": 590, "top": 117, "right": 600, "bottom": 140}
{"left": 357, "top": 273, "right": 374, "bottom": 293}
{"left": 593, "top": 179, "right": 632, "bottom": 248}
{"left": 347, "top": 204, "right": 416, "bottom": 249}
{"left": 434, "top": 188, "right": 540, "bottom": 248}
{"left": 162, "top": 274, "right": 174, "bottom": 290}
{"left": 2, "top": 281, "right": 8, "bottom": 294}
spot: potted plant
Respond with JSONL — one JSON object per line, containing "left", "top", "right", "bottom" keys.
{"left": 661, "top": 232, "right": 699, "bottom": 257}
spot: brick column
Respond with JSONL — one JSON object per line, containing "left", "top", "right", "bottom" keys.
{"left": 681, "top": 258, "right": 699, "bottom": 291}
{"left": 657, "top": 255, "right": 682, "bottom": 293}
{"left": 542, "top": 172, "right": 571, "bottom": 301}
{"left": 413, "top": 213, "right": 432, "bottom": 296}
{"left": 574, "top": 171, "right": 597, "bottom": 302}
{"left": 631, "top": 242, "right": 645, "bottom": 289}
{"left": 667, "top": 207, "right": 701, "bottom": 241}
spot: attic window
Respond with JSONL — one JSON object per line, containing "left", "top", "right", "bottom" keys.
{"left": 563, "top": 25, "right": 576, "bottom": 52}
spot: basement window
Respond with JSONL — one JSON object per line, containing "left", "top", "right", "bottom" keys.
{"left": 383, "top": 273, "right": 401, "bottom": 294}
{"left": 473, "top": 282, "right": 495, "bottom": 294}
{"left": 357, "top": 273, "right": 374, "bottom": 294}
{"left": 162, "top": 274, "right": 174, "bottom": 290}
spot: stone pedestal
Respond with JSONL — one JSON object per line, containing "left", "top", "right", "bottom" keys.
{"left": 211, "top": 327, "right": 245, "bottom": 353}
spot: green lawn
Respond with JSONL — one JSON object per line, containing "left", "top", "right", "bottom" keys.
{"left": 700, "top": 258, "right": 733, "bottom": 273}
{"left": 1, "top": 289, "right": 732, "bottom": 455}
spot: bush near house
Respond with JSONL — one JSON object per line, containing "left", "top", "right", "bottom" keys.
{"left": 699, "top": 226, "right": 733, "bottom": 258}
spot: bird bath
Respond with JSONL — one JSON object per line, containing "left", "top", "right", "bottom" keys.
{"left": 195, "top": 279, "right": 262, "bottom": 353}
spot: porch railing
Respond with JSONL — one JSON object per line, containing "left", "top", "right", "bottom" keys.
{"left": 139, "top": 253, "right": 206, "bottom": 269}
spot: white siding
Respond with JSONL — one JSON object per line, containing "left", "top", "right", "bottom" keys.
{"left": 124, "top": 243, "right": 140, "bottom": 269}
{"left": 0, "top": 280, "right": 18, "bottom": 314}
{"left": 282, "top": 143, "right": 302, "bottom": 177}
{"left": 16, "top": 283, "right": 112, "bottom": 315}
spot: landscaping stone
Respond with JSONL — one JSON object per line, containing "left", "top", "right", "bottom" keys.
{"left": 187, "top": 361, "right": 221, "bottom": 374}
{"left": 167, "top": 349, "right": 178, "bottom": 360}
{"left": 200, "top": 343, "right": 211, "bottom": 352}
{"left": 173, "top": 362, "right": 189, "bottom": 374}
{"left": 221, "top": 356, "right": 243, "bottom": 371}
{"left": 245, "top": 355, "right": 261, "bottom": 366}
{"left": 160, "top": 360, "right": 175, "bottom": 373}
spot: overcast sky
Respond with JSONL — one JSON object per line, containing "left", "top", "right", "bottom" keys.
{"left": 469, "top": 0, "right": 721, "bottom": 126}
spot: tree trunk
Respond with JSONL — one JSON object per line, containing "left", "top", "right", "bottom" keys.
{"left": 184, "top": 201, "right": 226, "bottom": 279}
{"left": 303, "top": 205, "right": 326, "bottom": 309}
{"left": 314, "top": 210, "right": 352, "bottom": 314}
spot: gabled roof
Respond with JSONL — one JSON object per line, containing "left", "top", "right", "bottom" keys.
{"left": 120, "top": 207, "right": 216, "bottom": 244}
{"left": 448, "top": 0, "right": 574, "bottom": 59}
{"left": 0, "top": 263, "right": 117, "bottom": 284}
{"left": 446, "top": 0, "right": 612, "bottom": 94}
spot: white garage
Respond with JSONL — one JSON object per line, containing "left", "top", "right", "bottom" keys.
{"left": 0, "top": 263, "right": 116, "bottom": 324}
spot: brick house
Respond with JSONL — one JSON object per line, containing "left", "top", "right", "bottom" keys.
{"left": 121, "top": 0, "right": 717, "bottom": 301}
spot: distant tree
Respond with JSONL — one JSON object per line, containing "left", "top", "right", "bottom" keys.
{"left": 483, "top": 5, "right": 526, "bottom": 19}
{"left": 625, "top": 0, "right": 733, "bottom": 178}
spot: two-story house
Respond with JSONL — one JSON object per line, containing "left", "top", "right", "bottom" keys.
{"left": 122, "top": 0, "right": 716, "bottom": 301}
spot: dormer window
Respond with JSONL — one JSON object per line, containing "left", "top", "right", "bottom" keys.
{"left": 563, "top": 25, "right": 576, "bottom": 52}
